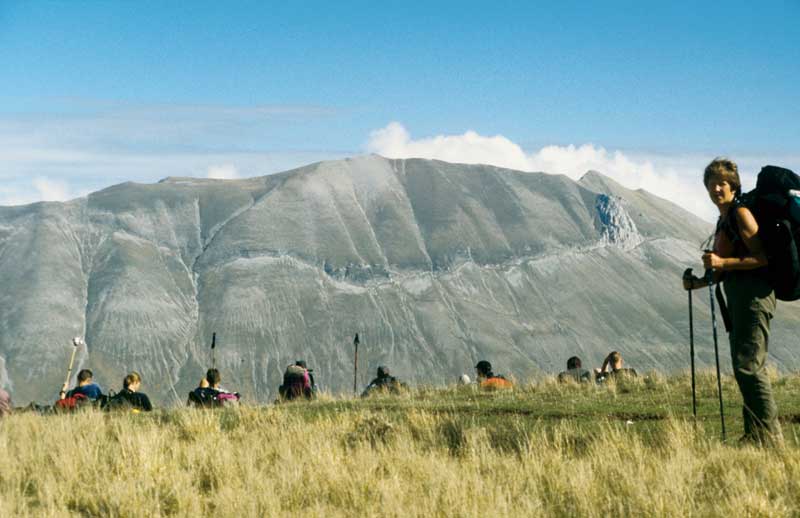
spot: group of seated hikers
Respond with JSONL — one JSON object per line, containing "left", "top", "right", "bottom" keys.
{"left": 51, "top": 368, "right": 242, "bottom": 412}
{"left": 0, "top": 353, "right": 635, "bottom": 415}
{"left": 55, "top": 369, "right": 154, "bottom": 412}
{"left": 557, "top": 351, "right": 638, "bottom": 383}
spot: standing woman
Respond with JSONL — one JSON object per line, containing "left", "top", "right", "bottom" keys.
{"left": 683, "top": 158, "right": 782, "bottom": 444}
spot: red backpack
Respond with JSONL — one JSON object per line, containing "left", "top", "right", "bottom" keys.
{"left": 54, "top": 392, "right": 89, "bottom": 411}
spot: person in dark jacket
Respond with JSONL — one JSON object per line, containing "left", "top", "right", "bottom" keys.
{"left": 362, "top": 366, "right": 404, "bottom": 397}
{"left": 106, "top": 372, "right": 152, "bottom": 412}
{"left": 558, "top": 357, "right": 592, "bottom": 382}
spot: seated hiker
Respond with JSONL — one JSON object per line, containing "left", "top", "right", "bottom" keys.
{"left": 558, "top": 356, "right": 592, "bottom": 383}
{"left": 56, "top": 368, "right": 105, "bottom": 411}
{"left": 188, "top": 368, "right": 240, "bottom": 407}
{"left": 0, "top": 387, "right": 11, "bottom": 417}
{"left": 361, "top": 366, "right": 404, "bottom": 397}
{"left": 60, "top": 369, "right": 104, "bottom": 401}
{"left": 278, "top": 363, "right": 312, "bottom": 401}
{"left": 475, "top": 360, "right": 513, "bottom": 389}
{"left": 595, "top": 351, "right": 637, "bottom": 382}
{"left": 295, "top": 360, "right": 317, "bottom": 395}
{"left": 105, "top": 372, "right": 153, "bottom": 412}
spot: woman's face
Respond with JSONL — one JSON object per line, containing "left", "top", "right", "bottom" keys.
{"left": 706, "top": 177, "right": 736, "bottom": 208}
{"left": 129, "top": 380, "right": 141, "bottom": 392}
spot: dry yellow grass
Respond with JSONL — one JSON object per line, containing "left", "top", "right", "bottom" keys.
{"left": 1, "top": 375, "right": 800, "bottom": 517}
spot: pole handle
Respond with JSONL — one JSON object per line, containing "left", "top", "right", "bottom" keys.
{"left": 63, "top": 337, "right": 83, "bottom": 388}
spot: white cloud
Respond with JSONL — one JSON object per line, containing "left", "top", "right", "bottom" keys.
{"left": 0, "top": 177, "right": 84, "bottom": 206}
{"left": 206, "top": 164, "right": 240, "bottom": 180}
{"left": 0, "top": 99, "right": 346, "bottom": 206}
{"left": 32, "top": 177, "right": 72, "bottom": 201}
{"left": 367, "top": 122, "right": 532, "bottom": 171}
{"left": 366, "top": 122, "right": 734, "bottom": 221}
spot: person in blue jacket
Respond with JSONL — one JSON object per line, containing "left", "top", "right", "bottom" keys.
{"left": 60, "top": 369, "right": 104, "bottom": 401}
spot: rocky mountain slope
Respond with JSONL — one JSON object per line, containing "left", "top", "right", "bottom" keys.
{"left": 1, "top": 155, "right": 798, "bottom": 404}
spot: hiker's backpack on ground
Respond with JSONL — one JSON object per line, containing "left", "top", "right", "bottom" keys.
{"left": 54, "top": 393, "right": 89, "bottom": 411}
{"left": 187, "top": 387, "right": 240, "bottom": 407}
{"left": 738, "top": 165, "right": 800, "bottom": 301}
{"left": 188, "top": 387, "right": 222, "bottom": 407}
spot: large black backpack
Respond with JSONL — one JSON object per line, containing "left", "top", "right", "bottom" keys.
{"left": 187, "top": 387, "right": 222, "bottom": 408}
{"left": 278, "top": 365, "right": 311, "bottom": 400}
{"left": 738, "top": 165, "right": 800, "bottom": 301}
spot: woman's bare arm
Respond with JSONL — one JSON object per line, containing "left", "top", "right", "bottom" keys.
{"left": 702, "top": 207, "right": 768, "bottom": 272}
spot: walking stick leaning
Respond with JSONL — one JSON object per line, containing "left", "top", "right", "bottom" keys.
{"left": 211, "top": 332, "right": 216, "bottom": 369}
{"left": 64, "top": 337, "right": 83, "bottom": 391}
{"left": 353, "top": 333, "right": 360, "bottom": 396}
{"left": 706, "top": 267, "right": 727, "bottom": 441}
{"left": 684, "top": 268, "right": 698, "bottom": 424}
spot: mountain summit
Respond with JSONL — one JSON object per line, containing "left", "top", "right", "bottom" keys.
{"left": 1, "top": 155, "right": 798, "bottom": 404}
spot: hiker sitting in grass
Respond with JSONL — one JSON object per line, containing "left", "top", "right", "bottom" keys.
{"left": 362, "top": 366, "right": 405, "bottom": 397}
{"left": 106, "top": 372, "right": 153, "bottom": 412}
{"left": 188, "top": 368, "right": 240, "bottom": 407}
{"left": 278, "top": 363, "right": 313, "bottom": 401}
{"left": 595, "top": 351, "right": 637, "bottom": 382}
{"left": 0, "top": 386, "right": 11, "bottom": 417}
{"left": 558, "top": 356, "right": 591, "bottom": 383}
{"left": 475, "top": 360, "right": 513, "bottom": 389}
{"left": 60, "top": 369, "right": 104, "bottom": 402}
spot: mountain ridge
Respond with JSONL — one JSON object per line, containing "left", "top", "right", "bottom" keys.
{"left": 1, "top": 155, "right": 797, "bottom": 405}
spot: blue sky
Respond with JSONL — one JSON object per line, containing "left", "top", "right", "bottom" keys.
{"left": 0, "top": 1, "right": 798, "bottom": 219}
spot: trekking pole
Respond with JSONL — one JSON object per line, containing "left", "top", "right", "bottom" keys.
{"left": 705, "top": 267, "right": 726, "bottom": 441}
{"left": 353, "top": 333, "right": 359, "bottom": 396}
{"left": 211, "top": 332, "right": 216, "bottom": 369}
{"left": 63, "top": 337, "right": 83, "bottom": 391}
{"left": 684, "top": 268, "right": 697, "bottom": 425}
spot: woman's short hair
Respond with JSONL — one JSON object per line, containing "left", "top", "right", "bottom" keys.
{"left": 123, "top": 371, "right": 142, "bottom": 389}
{"left": 704, "top": 157, "right": 741, "bottom": 196}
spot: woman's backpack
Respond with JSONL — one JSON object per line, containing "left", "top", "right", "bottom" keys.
{"left": 736, "top": 165, "right": 800, "bottom": 301}
{"left": 279, "top": 365, "right": 311, "bottom": 400}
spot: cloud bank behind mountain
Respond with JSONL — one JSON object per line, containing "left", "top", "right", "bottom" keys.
{"left": 366, "top": 122, "right": 799, "bottom": 223}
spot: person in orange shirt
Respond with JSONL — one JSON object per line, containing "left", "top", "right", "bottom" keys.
{"left": 475, "top": 361, "right": 513, "bottom": 389}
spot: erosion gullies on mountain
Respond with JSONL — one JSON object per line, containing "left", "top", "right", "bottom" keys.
{"left": 1, "top": 155, "right": 798, "bottom": 405}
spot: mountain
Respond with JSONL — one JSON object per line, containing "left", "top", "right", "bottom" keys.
{"left": 1, "top": 155, "right": 798, "bottom": 405}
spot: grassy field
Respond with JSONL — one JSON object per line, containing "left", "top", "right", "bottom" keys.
{"left": 2, "top": 371, "right": 800, "bottom": 517}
